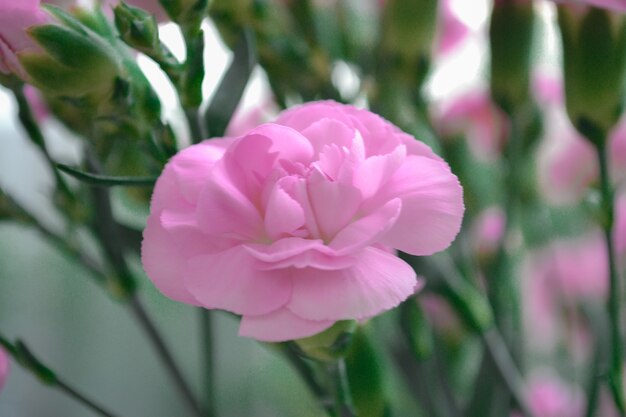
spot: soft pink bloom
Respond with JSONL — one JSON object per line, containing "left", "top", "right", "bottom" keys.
{"left": 551, "top": 0, "right": 626, "bottom": 12}
{"left": 226, "top": 99, "right": 278, "bottom": 138}
{"left": 142, "top": 100, "right": 464, "bottom": 342}
{"left": 522, "top": 232, "right": 610, "bottom": 354}
{"left": 535, "top": 72, "right": 626, "bottom": 204}
{"left": 435, "top": 90, "right": 508, "bottom": 161}
{"left": 0, "top": 348, "right": 9, "bottom": 392}
{"left": 420, "top": 294, "right": 463, "bottom": 336}
{"left": 24, "top": 85, "right": 50, "bottom": 122}
{"left": 436, "top": 0, "right": 470, "bottom": 55}
{"left": 472, "top": 206, "right": 506, "bottom": 258}
{"left": 0, "top": 0, "right": 50, "bottom": 78}
{"left": 512, "top": 371, "right": 584, "bottom": 417}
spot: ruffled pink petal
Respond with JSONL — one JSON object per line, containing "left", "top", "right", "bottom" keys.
{"left": 330, "top": 198, "right": 402, "bottom": 255}
{"left": 354, "top": 146, "right": 406, "bottom": 199}
{"left": 264, "top": 180, "right": 306, "bottom": 239}
{"left": 243, "top": 238, "right": 356, "bottom": 270}
{"left": 307, "top": 170, "right": 363, "bottom": 240}
{"left": 185, "top": 246, "right": 293, "bottom": 315}
{"left": 275, "top": 101, "right": 354, "bottom": 132}
{"left": 287, "top": 247, "right": 418, "bottom": 321}
{"left": 196, "top": 163, "right": 265, "bottom": 240}
{"left": 141, "top": 216, "right": 201, "bottom": 305}
{"left": 300, "top": 118, "right": 356, "bottom": 155}
{"left": 238, "top": 308, "right": 335, "bottom": 342}
{"left": 379, "top": 156, "right": 464, "bottom": 255}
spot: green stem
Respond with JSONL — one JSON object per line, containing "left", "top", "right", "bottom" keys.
{"left": 129, "top": 296, "right": 203, "bottom": 417}
{"left": 11, "top": 87, "right": 74, "bottom": 204}
{"left": 329, "top": 358, "right": 357, "bottom": 417}
{"left": 0, "top": 336, "right": 125, "bottom": 417}
{"left": 199, "top": 309, "right": 216, "bottom": 417}
{"left": 279, "top": 343, "right": 334, "bottom": 416}
{"left": 596, "top": 143, "right": 625, "bottom": 415}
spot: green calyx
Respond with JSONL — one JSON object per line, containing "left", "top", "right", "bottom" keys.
{"left": 20, "top": 6, "right": 123, "bottom": 97}
{"left": 295, "top": 320, "right": 358, "bottom": 362}
{"left": 558, "top": 7, "right": 626, "bottom": 142}
{"left": 114, "top": 2, "right": 160, "bottom": 52}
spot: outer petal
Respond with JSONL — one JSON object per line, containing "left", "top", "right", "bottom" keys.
{"left": 329, "top": 198, "right": 402, "bottom": 255}
{"left": 239, "top": 308, "right": 335, "bottom": 342}
{"left": 379, "top": 156, "right": 464, "bottom": 255}
{"left": 300, "top": 118, "right": 356, "bottom": 155}
{"left": 142, "top": 216, "right": 201, "bottom": 305}
{"left": 243, "top": 238, "right": 356, "bottom": 270}
{"left": 275, "top": 101, "right": 354, "bottom": 132}
{"left": 287, "top": 247, "right": 419, "bottom": 321}
{"left": 185, "top": 246, "right": 293, "bottom": 316}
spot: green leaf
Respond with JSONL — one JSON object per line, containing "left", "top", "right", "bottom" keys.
{"left": 56, "top": 164, "right": 157, "bottom": 187}
{"left": 204, "top": 28, "right": 257, "bottom": 138}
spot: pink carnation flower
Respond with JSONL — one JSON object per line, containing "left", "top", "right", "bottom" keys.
{"left": 435, "top": 90, "right": 508, "bottom": 161}
{"left": 0, "top": 0, "right": 50, "bottom": 78}
{"left": 512, "top": 371, "right": 584, "bottom": 417}
{"left": 0, "top": 348, "right": 9, "bottom": 392}
{"left": 142, "top": 101, "right": 464, "bottom": 342}
{"left": 436, "top": 0, "right": 471, "bottom": 55}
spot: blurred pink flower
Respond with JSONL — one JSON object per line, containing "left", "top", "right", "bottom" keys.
{"left": 535, "top": 72, "right": 626, "bottom": 204}
{"left": 512, "top": 371, "right": 584, "bottom": 417}
{"left": 226, "top": 99, "right": 278, "bottom": 138}
{"left": 142, "top": 100, "right": 464, "bottom": 342}
{"left": 0, "top": 348, "right": 9, "bottom": 392}
{"left": 472, "top": 206, "right": 506, "bottom": 259}
{"left": 436, "top": 0, "right": 470, "bottom": 55}
{"left": 24, "top": 85, "right": 50, "bottom": 122}
{"left": 420, "top": 294, "right": 463, "bottom": 336}
{"left": 523, "top": 232, "right": 609, "bottom": 352}
{"left": 0, "top": 0, "right": 50, "bottom": 78}
{"left": 435, "top": 90, "right": 508, "bottom": 161}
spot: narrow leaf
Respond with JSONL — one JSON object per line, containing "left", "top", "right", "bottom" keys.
{"left": 56, "top": 164, "right": 156, "bottom": 187}
{"left": 204, "top": 28, "right": 257, "bottom": 138}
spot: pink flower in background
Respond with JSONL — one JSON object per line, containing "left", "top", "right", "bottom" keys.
{"left": 0, "top": 0, "right": 50, "bottom": 78}
{"left": 435, "top": 90, "right": 508, "bottom": 161}
{"left": 535, "top": 72, "right": 626, "bottom": 204}
{"left": 420, "top": 294, "right": 463, "bottom": 336}
{"left": 436, "top": 0, "right": 470, "bottom": 55}
{"left": 142, "top": 100, "right": 464, "bottom": 342}
{"left": 512, "top": 371, "right": 584, "bottom": 417}
{"left": 0, "top": 348, "right": 9, "bottom": 392}
{"left": 472, "top": 206, "right": 506, "bottom": 259}
{"left": 24, "top": 85, "right": 50, "bottom": 122}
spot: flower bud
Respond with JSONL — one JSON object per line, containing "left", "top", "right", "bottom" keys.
{"left": 0, "top": 1, "right": 51, "bottom": 79}
{"left": 558, "top": 6, "right": 626, "bottom": 143}
{"left": 114, "top": 2, "right": 159, "bottom": 53}
{"left": 20, "top": 6, "right": 123, "bottom": 97}
{"left": 489, "top": 0, "right": 536, "bottom": 112}
{"left": 158, "top": 0, "right": 209, "bottom": 29}
{"left": 294, "top": 321, "right": 358, "bottom": 362}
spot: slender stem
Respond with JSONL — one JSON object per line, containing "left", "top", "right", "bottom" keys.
{"left": 199, "top": 309, "right": 216, "bottom": 417}
{"left": 129, "top": 296, "right": 203, "bottom": 417}
{"left": 279, "top": 343, "right": 334, "bottom": 416}
{"left": 329, "top": 358, "right": 357, "bottom": 417}
{"left": 0, "top": 336, "right": 125, "bottom": 417}
{"left": 584, "top": 349, "right": 601, "bottom": 417}
{"left": 482, "top": 329, "right": 534, "bottom": 417}
{"left": 11, "top": 87, "right": 74, "bottom": 203}
{"left": 596, "top": 143, "right": 625, "bottom": 415}
{"left": 55, "top": 378, "right": 124, "bottom": 417}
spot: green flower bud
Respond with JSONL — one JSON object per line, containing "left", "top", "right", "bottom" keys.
{"left": 295, "top": 320, "right": 358, "bottom": 362}
{"left": 159, "top": 0, "right": 210, "bottom": 31}
{"left": 19, "top": 6, "right": 123, "bottom": 98}
{"left": 558, "top": 6, "right": 626, "bottom": 144}
{"left": 114, "top": 2, "right": 160, "bottom": 53}
{"left": 489, "top": 0, "right": 536, "bottom": 113}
